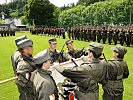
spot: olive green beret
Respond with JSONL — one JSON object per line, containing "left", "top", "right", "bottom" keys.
{"left": 34, "top": 50, "right": 51, "bottom": 64}
{"left": 87, "top": 42, "right": 103, "bottom": 55}
{"left": 48, "top": 38, "right": 57, "bottom": 44}
{"left": 111, "top": 45, "right": 127, "bottom": 56}
{"left": 17, "top": 39, "right": 33, "bottom": 49}
{"left": 15, "top": 35, "right": 27, "bottom": 45}
{"left": 66, "top": 39, "right": 73, "bottom": 45}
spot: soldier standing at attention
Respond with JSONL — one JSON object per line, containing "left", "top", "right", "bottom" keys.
{"left": 55, "top": 42, "right": 107, "bottom": 100}
{"left": 16, "top": 39, "right": 36, "bottom": 100}
{"left": 48, "top": 38, "right": 71, "bottom": 63}
{"left": 66, "top": 39, "right": 86, "bottom": 59}
{"left": 102, "top": 45, "right": 129, "bottom": 100}
{"left": 125, "top": 32, "right": 131, "bottom": 47}
{"left": 31, "top": 50, "right": 58, "bottom": 100}
{"left": 108, "top": 28, "right": 113, "bottom": 45}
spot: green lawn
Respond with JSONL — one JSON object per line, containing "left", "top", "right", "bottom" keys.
{"left": 0, "top": 31, "right": 132, "bottom": 100}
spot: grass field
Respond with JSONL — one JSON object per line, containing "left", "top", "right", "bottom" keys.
{"left": 0, "top": 31, "right": 133, "bottom": 100}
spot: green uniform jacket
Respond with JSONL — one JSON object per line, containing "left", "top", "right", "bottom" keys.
{"left": 16, "top": 55, "right": 36, "bottom": 100}
{"left": 11, "top": 50, "right": 22, "bottom": 75}
{"left": 48, "top": 49, "right": 71, "bottom": 63}
{"left": 102, "top": 58, "right": 129, "bottom": 96}
{"left": 55, "top": 58, "right": 107, "bottom": 100}
{"left": 67, "top": 49, "right": 84, "bottom": 59}
{"left": 31, "top": 69, "right": 58, "bottom": 100}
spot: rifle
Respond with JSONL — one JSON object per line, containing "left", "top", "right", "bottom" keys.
{"left": 74, "top": 47, "right": 85, "bottom": 58}
{"left": 102, "top": 53, "right": 107, "bottom": 62}
{"left": 71, "top": 58, "right": 78, "bottom": 67}
{"left": 58, "top": 43, "right": 65, "bottom": 63}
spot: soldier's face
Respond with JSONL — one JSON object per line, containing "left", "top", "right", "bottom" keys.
{"left": 43, "top": 60, "right": 52, "bottom": 69}
{"left": 49, "top": 43, "right": 57, "bottom": 50}
{"left": 88, "top": 50, "right": 93, "bottom": 58}
{"left": 23, "top": 46, "right": 34, "bottom": 56}
{"left": 113, "top": 51, "right": 118, "bottom": 58}
{"left": 67, "top": 43, "right": 74, "bottom": 49}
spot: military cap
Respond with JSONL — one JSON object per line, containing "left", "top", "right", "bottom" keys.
{"left": 111, "top": 45, "right": 127, "bottom": 56}
{"left": 66, "top": 39, "right": 73, "bottom": 45}
{"left": 15, "top": 35, "right": 27, "bottom": 45}
{"left": 34, "top": 50, "right": 51, "bottom": 64}
{"left": 87, "top": 42, "right": 103, "bottom": 55}
{"left": 48, "top": 38, "right": 57, "bottom": 44}
{"left": 17, "top": 39, "right": 33, "bottom": 49}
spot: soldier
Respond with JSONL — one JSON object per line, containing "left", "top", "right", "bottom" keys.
{"left": 67, "top": 27, "right": 71, "bottom": 39}
{"left": 55, "top": 42, "right": 107, "bottom": 100}
{"left": 119, "top": 30, "right": 125, "bottom": 46}
{"left": 113, "top": 31, "right": 118, "bottom": 45}
{"left": 125, "top": 32, "right": 131, "bottom": 47}
{"left": 131, "top": 33, "right": 133, "bottom": 46}
{"left": 3, "top": 29, "right": 7, "bottom": 37}
{"left": 108, "top": 29, "right": 113, "bottom": 45}
{"left": 11, "top": 36, "right": 27, "bottom": 76}
{"left": 97, "top": 29, "right": 102, "bottom": 43}
{"left": 1, "top": 29, "right": 4, "bottom": 37}
{"left": 66, "top": 40, "right": 86, "bottom": 59}
{"left": 31, "top": 50, "right": 58, "bottom": 100}
{"left": 102, "top": 45, "right": 129, "bottom": 100}
{"left": 77, "top": 27, "right": 80, "bottom": 40}
{"left": 48, "top": 38, "right": 71, "bottom": 63}
{"left": 102, "top": 28, "right": 107, "bottom": 44}
{"left": 16, "top": 39, "right": 36, "bottom": 100}
{"left": 92, "top": 29, "right": 96, "bottom": 42}
{"left": 61, "top": 28, "right": 66, "bottom": 39}
{"left": 81, "top": 28, "right": 84, "bottom": 41}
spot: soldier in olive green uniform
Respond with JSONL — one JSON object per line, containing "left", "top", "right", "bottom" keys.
{"left": 16, "top": 39, "right": 36, "bottom": 100}
{"left": 102, "top": 45, "right": 129, "bottom": 100}
{"left": 48, "top": 38, "right": 71, "bottom": 63}
{"left": 55, "top": 42, "right": 107, "bottom": 100}
{"left": 31, "top": 50, "right": 58, "bottom": 100}
{"left": 11, "top": 36, "right": 27, "bottom": 76}
{"left": 66, "top": 39, "right": 86, "bottom": 58}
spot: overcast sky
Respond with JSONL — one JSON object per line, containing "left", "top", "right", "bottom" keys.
{"left": 0, "top": 0, "right": 79, "bottom": 7}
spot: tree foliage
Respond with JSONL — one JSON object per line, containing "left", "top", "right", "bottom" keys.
{"left": 24, "top": 0, "right": 55, "bottom": 26}
{"left": 59, "top": 0, "right": 133, "bottom": 27}
{"left": 0, "top": 0, "right": 27, "bottom": 18}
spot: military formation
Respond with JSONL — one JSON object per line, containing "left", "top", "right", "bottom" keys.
{"left": 11, "top": 35, "right": 129, "bottom": 100}
{"left": 67, "top": 25, "right": 133, "bottom": 47}
{"left": 30, "top": 27, "right": 66, "bottom": 39}
{"left": 0, "top": 28, "right": 16, "bottom": 37}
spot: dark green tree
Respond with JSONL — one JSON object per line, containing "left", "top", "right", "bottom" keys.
{"left": 24, "top": 0, "right": 55, "bottom": 26}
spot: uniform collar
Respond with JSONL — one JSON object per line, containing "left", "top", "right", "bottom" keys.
{"left": 109, "top": 58, "right": 123, "bottom": 61}
{"left": 49, "top": 49, "right": 57, "bottom": 54}
{"left": 68, "top": 48, "right": 75, "bottom": 52}
{"left": 38, "top": 68, "right": 52, "bottom": 75}
{"left": 21, "top": 54, "right": 33, "bottom": 61}
{"left": 90, "top": 58, "right": 100, "bottom": 63}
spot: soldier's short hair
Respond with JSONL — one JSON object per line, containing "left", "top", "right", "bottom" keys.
{"left": 48, "top": 38, "right": 57, "bottom": 44}
{"left": 66, "top": 39, "right": 73, "bottom": 45}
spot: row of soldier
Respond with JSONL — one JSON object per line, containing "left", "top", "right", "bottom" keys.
{"left": 67, "top": 25, "right": 133, "bottom": 47}
{"left": 11, "top": 36, "right": 129, "bottom": 100}
{"left": 0, "top": 29, "right": 16, "bottom": 37}
{"left": 30, "top": 27, "right": 66, "bottom": 39}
